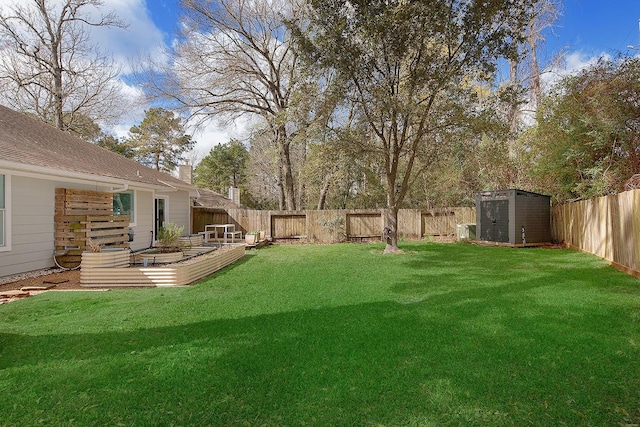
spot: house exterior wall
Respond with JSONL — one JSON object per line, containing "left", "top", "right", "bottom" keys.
{"left": 127, "top": 189, "right": 191, "bottom": 251}
{"left": 0, "top": 171, "right": 193, "bottom": 278}
{"left": 168, "top": 190, "right": 191, "bottom": 234}
{"left": 0, "top": 173, "right": 101, "bottom": 276}
{"left": 131, "top": 189, "right": 154, "bottom": 251}
{"left": 1, "top": 174, "right": 55, "bottom": 276}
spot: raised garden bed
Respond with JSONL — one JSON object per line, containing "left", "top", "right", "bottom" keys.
{"left": 80, "top": 244, "right": 245, "bottom": 287}
{"left": 139, "top": 250, "right": 184, "bottom": 264}
{"left": 80, "top": 248, "right": 130, "bottom": 268}
{"left": 178, "top": 234, "right": 204, "bottom": 247}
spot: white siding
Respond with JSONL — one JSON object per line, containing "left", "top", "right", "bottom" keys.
{"left": 0, "top": 175, "right": 100, "bottom": 276}
{"left": 129, "top": 189, "right": 154, "bottom": 251}
{"left": 0, "top": 172, "right": 194, "bottom": 278}
{"left": 168, "top": 190, "right": 191, "bottom": 233}
{"left": 124, "top": 189, "right": 192, "bottom": 252}
{"left": 0, "top": 175, "right": 55, "bottom": 276}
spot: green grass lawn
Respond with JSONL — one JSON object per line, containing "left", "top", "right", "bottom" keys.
{"left": 1, "top": 242, "right": 639, "bottom": 426}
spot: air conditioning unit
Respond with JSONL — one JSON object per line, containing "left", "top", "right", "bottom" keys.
{"left": 456, "top": 223, "right": 476, "bottom": 241}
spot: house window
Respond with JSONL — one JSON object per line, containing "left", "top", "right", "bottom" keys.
{"left": 0, "top": 174, "right": 5, "bottom": 247}
{"left": 113, "top": 190, "right": 135, "bottom": 223}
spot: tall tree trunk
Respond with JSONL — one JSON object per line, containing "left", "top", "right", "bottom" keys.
{"left": 528, "top": 36, "right": 542, "bottom": 111}
{"left": 297, "top": 139, "right": 307, "bottom": 210}
{"left": 277, "top": 163, "right": 285, "bottom": 210}
{"left": 508, "top": 56, "right": 520, "bottom": 135}
{"left": 53, "top": 70, "right": 64, "bottom": 130}
{"left": 277, "top": 125, "right": 296, "bottom": 210}
{"left": 317, "top": 176, "right": 330, "bottom": 210}
{"left": 384, "top": 166, "right": 403, "bottom": 253}
{"left": 383, "top": 206, "right": 400, "bottom": 253}
{"left": 51, "top": 44, "right": 64, "bottom": 130}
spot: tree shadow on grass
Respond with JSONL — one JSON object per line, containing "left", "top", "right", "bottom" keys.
{"left": 1, "top": 274, "right": 638, "bottom": 426}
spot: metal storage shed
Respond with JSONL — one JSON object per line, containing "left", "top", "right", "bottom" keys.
{"left": 475, "top": 189, "right": 551, "bottom": 245}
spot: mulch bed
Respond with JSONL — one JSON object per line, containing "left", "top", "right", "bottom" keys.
{"left": 0, "top": 270, "right": 103, "bottom": 304}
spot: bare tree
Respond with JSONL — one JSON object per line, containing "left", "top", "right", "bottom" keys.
{"left": 505, "top": 0, "right": 560, "bottom": 124}
{"left": 494, "top": 0, "right": 559, "bottom": 190}
{"left": 143, "top": 0, "right": 309, "bottom": 211}
{"left": 526, "top": 0, "right": 560, "bottom": 111}
{"left": 246, "top": 127, "right": 283, "bottom": 210}
{"left": 0, "top": 0, "right": 127, "bottom": 131}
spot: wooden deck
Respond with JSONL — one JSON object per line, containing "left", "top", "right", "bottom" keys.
{"left": 80, "top": 244, "right": 245, "bottom": 287}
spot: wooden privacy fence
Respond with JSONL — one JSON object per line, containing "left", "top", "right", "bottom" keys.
{"left": 55, "top": 188, "right": 130, "bottom": 266}
{"left": 552, "top": 189, "right": 640, "bottom": 277}
{"left": 197, "top": 207, "right": 476, "bottom": 243}
{"left": 191, "top": 207, "right": 229, "bottom": 235}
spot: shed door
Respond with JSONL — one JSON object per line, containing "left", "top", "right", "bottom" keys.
{"left": 480, "top": 200, "right": 509, "bottom": 242}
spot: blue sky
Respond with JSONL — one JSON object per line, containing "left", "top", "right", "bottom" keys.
{"left": 146, "top": 0, "right": 181, "bottom": 44}
{"left": 550, "top": 0, "right": 640, "bottom": 55}
{"left": 138, "top": 0, "right": 640, "bottom": 153}
{"left": 1, "top": 0, "right": 637, "bottom": 154}
{"left": 143, "top": 0, "right": 640, "bottom": 59}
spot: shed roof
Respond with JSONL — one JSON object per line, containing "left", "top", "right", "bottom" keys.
{"left": 0, "top": 105, "right": 195, "bottom": 192}
{"left": 477, "top": 189, "right": 550, "bottom": 199}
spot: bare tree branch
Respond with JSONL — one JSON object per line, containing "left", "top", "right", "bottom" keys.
{"left": 138, "top": 0, "right": 313, "bottom": 211}
{"left": 0, "top": 0, "right": 128, "bottom": 131}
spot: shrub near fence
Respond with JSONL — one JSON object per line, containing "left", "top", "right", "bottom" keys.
{"left": 552, "top": 189, "right": 640, "bottom": 277}
{"left": 218, "top": 208, "right": 476, "bottom": 243}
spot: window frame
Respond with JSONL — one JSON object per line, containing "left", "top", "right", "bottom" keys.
{"left": 113, "top": 189, "right": 136, "bottom": 225}
{"left": 0, "top": 173, "right": 11, "bottom": 252}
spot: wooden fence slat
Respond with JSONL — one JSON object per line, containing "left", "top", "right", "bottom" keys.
{"left": 191, "top": 207, "right": 229, "bottom": 234}
{"left": 55, "top": 188, "right": 130, "bottom": 252}
{"left": 347, "top": 213, "right": 382, "bottom": 237}
{"left": 272, "top": 214, "right": 306, "bottom": 238}
{"left": 551, "top": 189, "right": 640, "bottom": 277}
{"left": 211, "top": 207, "right": 476, "bottom": 244}
{"left": 84, "top": 221, "right": 130, "bottom": 230}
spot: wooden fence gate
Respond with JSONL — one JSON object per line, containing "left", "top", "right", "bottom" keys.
{"left": 271, "top": 215, "right": 306, "bottom": 239}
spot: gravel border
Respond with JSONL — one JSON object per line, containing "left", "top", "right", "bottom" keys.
{"left": 0, "top": 267, "right": 66, "bottom": 285}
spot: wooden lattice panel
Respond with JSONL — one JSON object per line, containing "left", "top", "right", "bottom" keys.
{"left": 55, "top": 188, "right": 113, "bottom": 216}
{"left": 55, "top": 189, "right": 130, "bottom": 262}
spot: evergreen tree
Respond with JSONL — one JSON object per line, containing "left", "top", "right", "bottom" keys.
{"left": 195, "top": 140, "right": 249, "bottom": 194}
{"left": 127, "top": 108, "right": 195, "bottom": 173}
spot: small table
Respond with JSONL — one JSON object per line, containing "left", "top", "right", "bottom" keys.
{"left": 202, "top": 224, "right": 236, "bottom": 243}
{"left": 225, "top": 231, "right": 242, "bottom": 243}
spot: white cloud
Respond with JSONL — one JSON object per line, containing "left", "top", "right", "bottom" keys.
{"left": 111, "top": 101, "right": 256, "bottom": 161}
{"left": 109, "top": 83, "right": 145, "bottom": 137}
{"left": 516, "top": 50, "right": 613, "bottom": 128}
{"left": 88, "top": 0, "right": 167, "bottom": 74}
{"left": 542, "top": 51, "right": 613, "bottom": 90}
{"left": 0, "top": 0, "right": 165, "bottom": 73}
{"left": 188, "top": 115, "right": 258, "bottom": 159}
{"left": 0, "top": 1, "right": 265, "bottom": 160}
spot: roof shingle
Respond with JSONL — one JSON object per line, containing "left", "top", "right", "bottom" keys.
{"left": 0, "top": 105, "right": 194, "bottom": 191}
